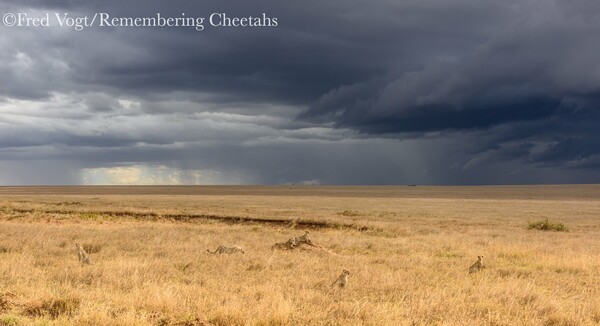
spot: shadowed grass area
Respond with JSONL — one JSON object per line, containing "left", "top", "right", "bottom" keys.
{"left": 23, "top": 296, "right": 81, "bottom": 319}
{"left": 3, "top": 207, "right": 372, "bottom": 232}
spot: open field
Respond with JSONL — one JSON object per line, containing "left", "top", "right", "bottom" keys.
{"left": 0, "top": 185, "right": 599, "bottom": 325}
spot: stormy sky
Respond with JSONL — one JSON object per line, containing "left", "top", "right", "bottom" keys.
{"left": 1, "top": 0, "right": 600, "bottom": 185}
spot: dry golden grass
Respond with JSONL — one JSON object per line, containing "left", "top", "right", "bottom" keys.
{"left": 0, "top": 185, "right": 598, "bottom": 325}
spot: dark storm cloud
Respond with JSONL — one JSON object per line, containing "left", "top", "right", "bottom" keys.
{"left": 1, "top": 0, "right": 503, "bottom": 104}
{"left": 3, "top": 1, "right": 367, "bottom": 103}
{"left": 1, "top": 0, "right": 600, "bottom": 184}
{"left": 455, "top": 95, "right": 600, "bottom": 169}
{"left": 298, "top": 1, "right": 600, "bottom": 169}
{"left": 306, "top": 96, "right": 563, "bottom": 134}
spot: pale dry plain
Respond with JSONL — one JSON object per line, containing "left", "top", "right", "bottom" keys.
{"left": 0, "top": 185, "right": 598, "bottom": 325}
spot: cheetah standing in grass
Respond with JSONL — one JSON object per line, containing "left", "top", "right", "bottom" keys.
{"left": 207, "top": 245, "right": 245, "bottom": 254}
{"left": 331, "top": 270, "right": 350, "bottom": 288}
{"left": 468, "top": 256, "right": 484, "bottom": 274}
{"left": 75, "top": 243, "right": 92, "bottom": 264}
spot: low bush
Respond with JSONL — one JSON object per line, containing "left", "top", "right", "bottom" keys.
{"left": 527, "top": 219, "right": 569, "bottom": 232}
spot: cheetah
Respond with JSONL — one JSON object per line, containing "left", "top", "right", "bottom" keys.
{"left": 331, "top": 270, "right": 350, "bottom": 288}
{"left": 468, "top": 256, "right": 484, "bottom": 274}
{"left": 207, "top": 245, "right": 245, "bottom": 254}
{"left": 271, "top": 238, "right": 297, "bottom": 250}
{"left": 292, "top": 231, "right": 316, "bottom": 247}
{"left": 75, "top": 243, "right": 92, "bottom": 264}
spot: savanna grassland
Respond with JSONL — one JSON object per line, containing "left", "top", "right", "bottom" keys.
{"left": 0, "top": 185, "right": 599, "bottom": 325}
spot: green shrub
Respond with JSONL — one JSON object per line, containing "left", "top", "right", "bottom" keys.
{"left": 0, "top": 315, "right": 20, "bottom": 326}
{"left": 527, "top": 219, "right": 569, "bottom": 232}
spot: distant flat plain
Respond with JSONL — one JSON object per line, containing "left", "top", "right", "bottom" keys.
{"left": 0, "top": 185, "right": 598, "bottom": 325}
{"left": 2, "top": 184, "right": 600, "bottom": 199}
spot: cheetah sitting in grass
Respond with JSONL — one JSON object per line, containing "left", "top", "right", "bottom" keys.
{"left": 207, "top": 245, "right": 245, "bottom": 254}
{"left": 468, "top": 256, "right": 484, "bottom": 274}
{"left": 331, "top": 270, "right": 350, "bottom": 288}
{"left": 75, "top": 243, "right": 92, "bottom": 264}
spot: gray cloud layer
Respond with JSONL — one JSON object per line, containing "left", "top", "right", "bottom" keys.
{"left": 1, "top": 0, "right": 599, "bottom": 184}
